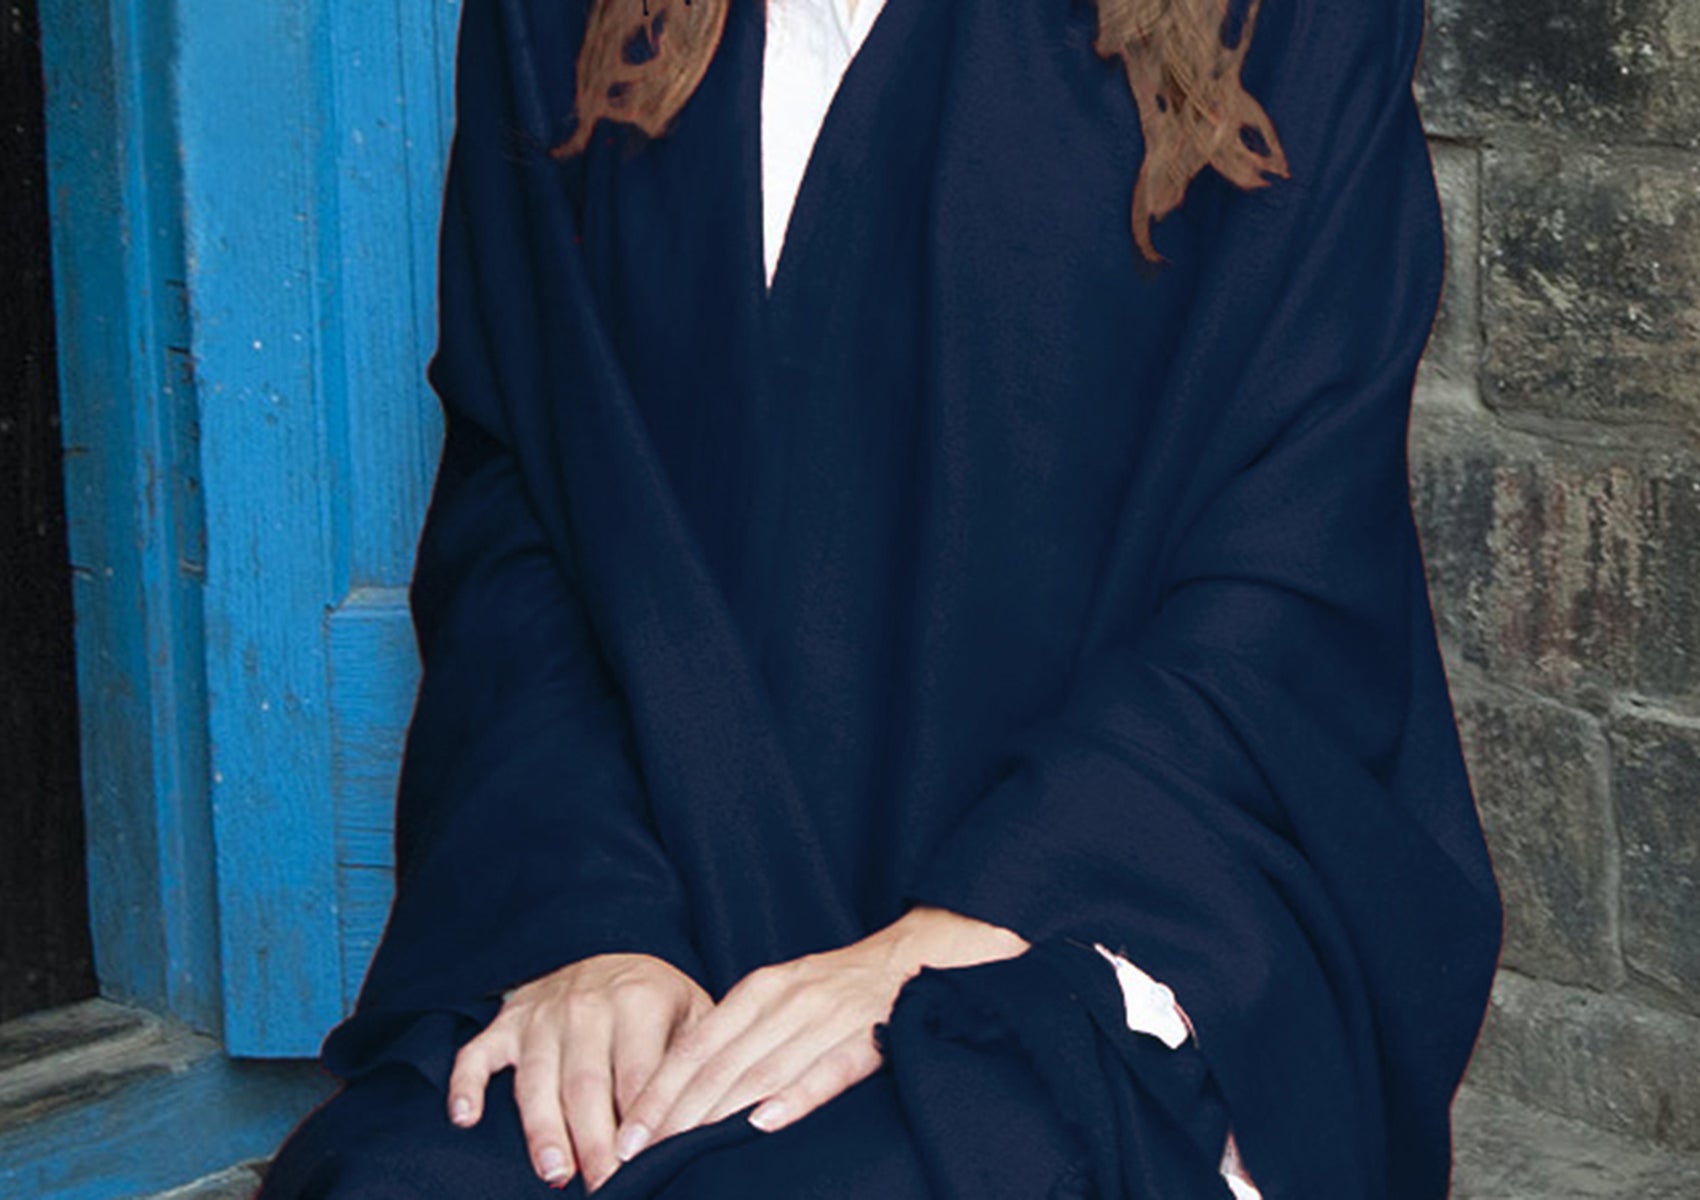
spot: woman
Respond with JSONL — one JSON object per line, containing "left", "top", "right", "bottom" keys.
{"left": 259, "top": 0, "right": 1503, "bottom": 1196}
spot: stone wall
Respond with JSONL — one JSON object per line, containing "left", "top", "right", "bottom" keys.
{"left": 1409, "top": 0, "right": 1700, "bottom": 1151}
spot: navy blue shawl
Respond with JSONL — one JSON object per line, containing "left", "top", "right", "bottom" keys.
{"left": 321, "top": 0, "right": 1503, "bottom": 1196}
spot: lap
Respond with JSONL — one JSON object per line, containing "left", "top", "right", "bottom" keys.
{"left": 258, "top": 1061, "right": 933, "bottom": 1200}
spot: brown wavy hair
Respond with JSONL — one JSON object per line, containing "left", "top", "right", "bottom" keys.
{"left": 551, "top": 0, "right": 1289, "bottom": 265}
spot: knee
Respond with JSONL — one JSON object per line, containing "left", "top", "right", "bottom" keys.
{"left": 260, "top": 1064, "right": 544, "bottom": 1200}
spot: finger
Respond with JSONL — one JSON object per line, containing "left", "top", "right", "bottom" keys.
{"left": 447, "top": 1025, "right": 514, "bottom": 1129}
{"left": 616, "top": 972, "right": 775, "bottom": 1154}
{"left": 648, "top": 993, "right": 819, "bottom": 1143}
{"left": 610, "top": 1000, "right": 671, "bottom": 1121}
{"left": 513, "top": 1036, "right": 576, "bottom": 1187}
{"left": 698, "top": 1025, "right": 837, "bottom": 1128}
{"left": 559, "top": 1005, "right": 622, "bottom": 1193}
{"left": 747, "top": 1029, "right": 884, "bottom": 1135}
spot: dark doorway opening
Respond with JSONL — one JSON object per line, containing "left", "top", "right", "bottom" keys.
{"left": 1, "top": 0, "right": 98, "bottom": 1023}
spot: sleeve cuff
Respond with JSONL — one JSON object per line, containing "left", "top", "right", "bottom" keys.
{"left": 1092, "top": 942, "right": 1263, "bottom": 1200}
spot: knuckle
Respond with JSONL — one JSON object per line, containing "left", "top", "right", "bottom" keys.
{"left": 520, "top": 1106, "right": 562, "bottom": 1147}
{"left": 723, "top": 968, "right": 774, "bottom": 1009}
{"left": 449, "top": 1045, "right": 482, "bottom": 1080}
{"left": 738, "top": 1057, "right": 790, "bottom": 1095}
{"left": 561, "top": 991, "right": 616, "bottom": 1030}
{"left": 819, "top": 1041, "right": 866, "bottom": 1084}
{"left": 747, "top": 963, "right": 793, "bottom": 995}
{"left": 795, "top": 1067, "right": 837, "bottom": 1106}
{"left": 614, "top": 1075, "right": 644, "bottom": 1117}
{"left": 609, "top": 975, "right": 664, "bottom": 1008}
{"left": 517, "top": 1046, "right": 558, "bottom": 1075}
{"left": 669, "top": 1030, "right": 711, "bottom": 1064}
{"left": 689, "top": 1053, "right": 737, "bottom": 1091}
{"left": 558, "top": 1069, "right": 607, "bottom": 1105}
{"left": 513, "top": 1062, "right": 559, "bottom": 1103}
{"left": 626, "top": 1097, "right": 664, "bottom": 1131}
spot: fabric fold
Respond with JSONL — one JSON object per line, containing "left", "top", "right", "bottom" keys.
{"left": 300, "top": 1, "right": 1503, "bottom": 1197}
{"left": 322, "top": 0, "right": 720, "bottom": 1082}
{"left": 897, "top": 2, "right": 1503, "bottom": 1195}
{"left": 877, "top": 937, "right": 1238, "bottom": 1200}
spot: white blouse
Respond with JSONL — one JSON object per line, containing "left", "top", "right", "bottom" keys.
{"left": 759, "top": 2, "right": 1260, "bottom": 1195}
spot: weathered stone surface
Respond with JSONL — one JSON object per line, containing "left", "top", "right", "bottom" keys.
{"left": 1410, "top": 414, "right": 1700, "bottom": 701}
{"left": 1415, "top": 0, "right": 1700, "bottom": 148}
{"left": 1608, "top": 698, "right": 1700, "bottom": 1011}
{"left": 1415, "top": 140, "right": 1483, "bottom": 412}
{"left": 1452, "top": 686, "right": 1618, "bottom": 985}
{"left": 1480, "top": 143, "right": 1700, "bottom": 427}
{"left": 1464, "top": 970, "right": 1700, "bottom": 1150}
{"left": 1452, "top": 1085, "right": 1700, "bottom": 1199}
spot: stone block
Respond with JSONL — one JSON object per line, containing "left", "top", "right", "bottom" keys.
{"left": 1415, "top": 140, "right": 1483, "bottom": 412}
{"left": 1465, "top": 970, "right": 1700, "bottom": 1150}
{"left": 1415, "top": 0, "right": 1700, "bottom": 148}
{"left": 1452, "top": 686, "right": 1618, "bottom": 985}
{"left": 1481, "top": 143, "right": 1700, "bottom": 427}
{"left": 1608, "top": 698, "right": 1700, "bottom": 1012}
{"left": 1410, "top": 414, "right": 1700, "bottom": 702}
{"left": 1452, "top": 1086, "right": 1700, "bottom": 1200}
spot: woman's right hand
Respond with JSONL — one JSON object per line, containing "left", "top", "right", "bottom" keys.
{"left": 447, "top": 952, "right": 713, "bottom": 1191}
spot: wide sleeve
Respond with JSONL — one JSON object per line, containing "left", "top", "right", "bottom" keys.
{"left": 900, "top": 2, "right": 1501, "bottom": 1197}
{"left": 320, "top": 0, "right": 705, "bottom": 1086}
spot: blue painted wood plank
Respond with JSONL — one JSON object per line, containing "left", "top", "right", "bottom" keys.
{"left": 329, "top": 589, "right": 416, "bottom": 875}
{"left": 181, "top": 0, "right": 454, "bottom": 1053}
{"left": 0, "top": 1047, "right": 332, "bottom": 1200}
{"left": 46, "top": 0, "right": 453, "bottom": 1056}
{"left": 328, "top": 589, "right": 419, "bottom": 1004}
{"left": 178, "top": 0, "right": 347, "bottom": 1056}
{"left": 317, "top": 5, "right": 456, "bottom": 1023}
{"left": 338, "top": 866, "right": 398, "bottom": 1011}
{"left": 38, "top": 0, "right": 221, "bottom": 1031}
{"left": 323, "top": 3, "right": 451, "bottom": 586}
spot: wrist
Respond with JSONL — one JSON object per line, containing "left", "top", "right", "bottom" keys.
{"left": 876, "top": 904, "right": 1030, "bottom": 980}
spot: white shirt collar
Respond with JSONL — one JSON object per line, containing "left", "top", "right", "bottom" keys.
{"left": 761, "top": 0, "right": 892, "bottom": 287}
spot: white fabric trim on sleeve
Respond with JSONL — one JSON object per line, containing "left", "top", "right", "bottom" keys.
{"left": 1092, "top": 943, "right": 1264, "bottom": 1200}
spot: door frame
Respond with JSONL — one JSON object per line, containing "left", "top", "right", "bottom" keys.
{"left": 21, "top": 0, "right": 456, "bottom": 1189}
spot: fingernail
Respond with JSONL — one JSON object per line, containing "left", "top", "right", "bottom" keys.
{"left": 615, "top": 1121, "right": 651, "bottom": 1161}
{"left": 538, "top": 1147, "right": 569, "bottom": 1181}
{"left": 748, "top": 1100, "right": 789, "bottom": 1131}
{"left": 450, "top": 1096, "right": 474, "bottom": 1126}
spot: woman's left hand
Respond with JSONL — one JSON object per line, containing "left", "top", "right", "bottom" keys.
{"left": 602, "top": 905, "right": 1028, "bottom": 1176}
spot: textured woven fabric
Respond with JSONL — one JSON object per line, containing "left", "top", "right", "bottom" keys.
{"left": 763, "top": 8, "right": 1260, "bottom": 1192}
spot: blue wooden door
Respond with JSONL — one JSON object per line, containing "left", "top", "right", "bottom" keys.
{"left": 183, "top": 0, "right": 459, "bottom": 1056}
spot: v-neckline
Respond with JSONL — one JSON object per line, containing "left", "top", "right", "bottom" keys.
{"left": 749, "top": 0, "right": 913, "bottom": 315}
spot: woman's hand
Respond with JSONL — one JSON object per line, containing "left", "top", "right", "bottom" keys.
{"left": 447, "top": 952, "right": 712, "bottom": 1191}
{"left": 607, "top": 906, "right": 1029, "bottom": 1172}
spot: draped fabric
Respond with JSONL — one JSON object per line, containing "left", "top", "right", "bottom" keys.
{"left": 261, "top": 0, "right": 1502, "bottom": 1196}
